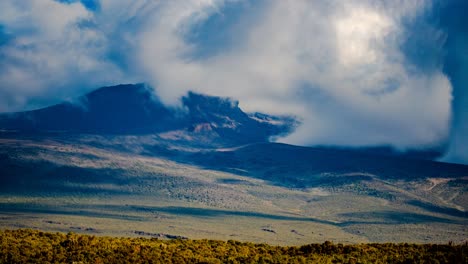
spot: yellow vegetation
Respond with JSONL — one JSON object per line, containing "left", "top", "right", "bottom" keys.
{"left": 0, "top": 229, "right": 466, "bottom": 263}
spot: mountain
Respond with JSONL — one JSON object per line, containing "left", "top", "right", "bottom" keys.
{"left": 0, "top": 84, "right": 175, "bottom": 133}
{"left": 0, "top": 83, "right": 467, "bottom": 244}
{"left": 0, "top": 83, "right": 296, "bottom": 145}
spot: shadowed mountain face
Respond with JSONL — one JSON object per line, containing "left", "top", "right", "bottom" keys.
{"left": 0, "top": 84, "right": 295, "bottom": 144}
{"left": 185, "top": 143, "right": 468, "bottom": 187}
{"left": 0, "top": 84, "right": 176, "bottom": 134}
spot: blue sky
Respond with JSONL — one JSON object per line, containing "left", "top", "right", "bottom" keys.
{"left": 0, "top": 0, "right": 467, "bottom": 164}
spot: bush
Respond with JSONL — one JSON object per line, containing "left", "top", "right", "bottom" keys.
{"left": 0, "top": 229, "right": 466, "bottom": 264}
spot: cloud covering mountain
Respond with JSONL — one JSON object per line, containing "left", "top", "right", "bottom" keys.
{"left": 0, "top": 0, "right": 466, "bottom": 163}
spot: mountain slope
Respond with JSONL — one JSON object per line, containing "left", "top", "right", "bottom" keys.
{"left": 186, "top": 143, "right": 468, "bottom": 185}
{"left": 0, "top": 83, "right": 466, "bottom": 244}
{"left": 0, "top": 135, "right": 466, "bottom": 244}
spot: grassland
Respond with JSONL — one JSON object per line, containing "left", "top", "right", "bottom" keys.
{"left": 0, "top": 134, "right": 467, "bottom": 245}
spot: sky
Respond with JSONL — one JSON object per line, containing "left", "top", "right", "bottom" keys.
{"left": 0, "top": 0, "right": 466, "bottom": 164}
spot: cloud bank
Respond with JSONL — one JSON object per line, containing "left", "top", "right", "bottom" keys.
{"left": 437, "top": 0, "right": 468, "bottom": 164}
{"left": 0, "top": 0, "right": 463, "bottom": 161}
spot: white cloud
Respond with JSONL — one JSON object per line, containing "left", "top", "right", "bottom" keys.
{"left": 135, "top": 0, "right": 451, "bottom": 149}
{"left": 0, "top": 0, "right": 128, "bottom": 111}
{"left": 0, "top": 0, "right": 453, "bottom": 151}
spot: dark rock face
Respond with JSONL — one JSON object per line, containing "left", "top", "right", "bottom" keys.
{"left": 0, "top": 83, "right": 296, "bottom": 144}
{"left": 182, "top": 91, "right": 296, "bottom": 143}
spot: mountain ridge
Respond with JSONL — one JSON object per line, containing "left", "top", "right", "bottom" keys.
{"left": 0, "top": 83, "right": 296, "bottom": 145}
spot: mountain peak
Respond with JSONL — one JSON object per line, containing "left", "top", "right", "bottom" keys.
{"left": 0, "top": 83, "right": 295, "bottom": 145}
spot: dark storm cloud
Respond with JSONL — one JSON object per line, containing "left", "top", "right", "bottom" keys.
{"left": 435, "top": 0, "right": 468, "bottom": 164}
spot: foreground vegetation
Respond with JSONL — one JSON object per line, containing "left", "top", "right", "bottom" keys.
{"left": 1, "top": 229, "right": 466, "bottom": 263}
